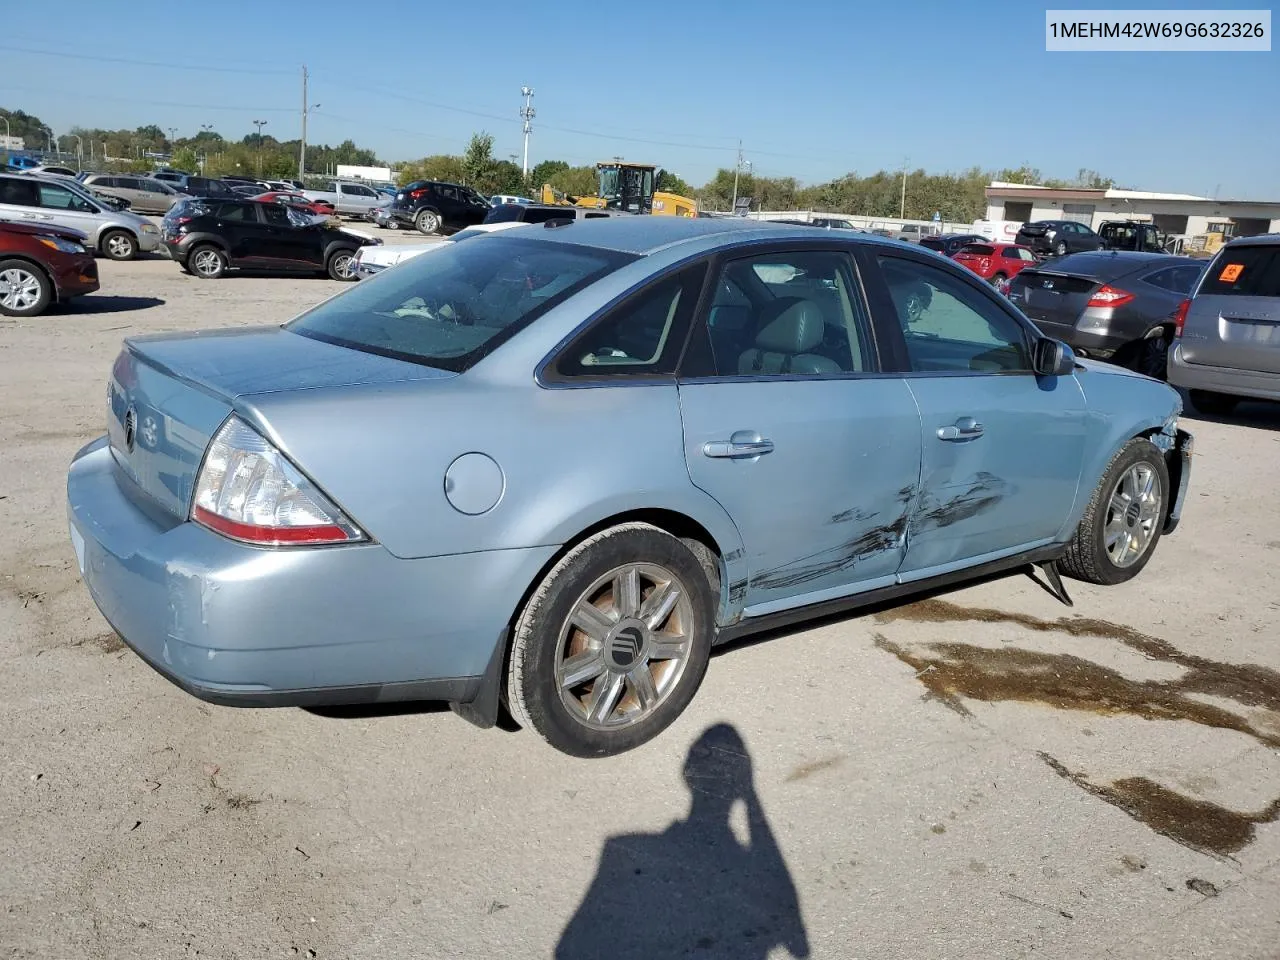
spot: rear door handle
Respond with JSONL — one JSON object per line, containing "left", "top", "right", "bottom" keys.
{"left": 703, "top": 438, "right": 775, "bottom": 459}
{"left": 937, "top": 417, "right": 985, "bottom": 441}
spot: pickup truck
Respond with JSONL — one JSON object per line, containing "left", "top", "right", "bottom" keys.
{"left": 1098, "top": 220, "right": 1166, "bottom": 253}
{"left": 300, "top": 180, "right": 385, "bottom": 218}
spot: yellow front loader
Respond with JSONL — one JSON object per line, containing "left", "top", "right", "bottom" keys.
{"left": 540, "top": 161, "right": 697, "bottom": 217}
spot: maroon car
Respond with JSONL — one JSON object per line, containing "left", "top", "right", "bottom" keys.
{"left": 0, "top": 221, "right": 99, "bottom": 317}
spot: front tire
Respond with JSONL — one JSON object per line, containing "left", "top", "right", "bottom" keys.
{"left": 327, "top": 248, "right": 357, "bottom": 281}
{"left": 1060, "top": 438, "right": 1169, "bottom": 585}
{"left": 1054, "top": 240, "right": 1068, "bottom": 257}
{"left": 1187, "top": 389, "right": 1239, "bottom": 416}
{"left": 0, "top": 259, "right": 53, "bottom": 317}
{"left": 415, "top": 209, "right": 441, "bottom": 235}
{"left": 101, "top": 229, "right": 138, "bottom": 261}
{"left": 505, "top": 523, "right": 716, "bottom": 758}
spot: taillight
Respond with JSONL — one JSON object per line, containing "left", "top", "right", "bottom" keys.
{"left": 191, "top": 417, "right": 364, "bottom": 547}
{"left": 1086, "top": 284, "right": 1135, "bottom": 308}
{"left": 1172, "top": 298, "right": 1191, "bottom": 338}
{"left": 409, "top": 188, "right": 427, "bottom": 199}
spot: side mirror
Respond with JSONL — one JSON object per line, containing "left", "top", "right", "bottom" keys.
{"left": 1033, "top": 337, "right": 1076, "bottom": 377}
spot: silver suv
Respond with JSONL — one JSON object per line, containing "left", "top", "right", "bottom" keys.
{"left": 0, "top": 173, "right": 161, "bottom": 260}
{"left": 1168, "top": 233, "right": 1280, "bottom": 414}
{"left": 79, "top": 174, "right": 179, "bottom": 216}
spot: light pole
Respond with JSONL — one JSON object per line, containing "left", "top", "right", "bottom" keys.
{"left": 70, "top": 134, "right": 84, "bottom": 171}
{"left": 252, "top": 119, "right": 267, "bottom": 176}
{"left": 1, "top": 114, "right": 9, "bottom": 144}
{"left": 299, "top": 66, "right": 320, "bottom": 181}
{"left": 519, "top": 86, "right": 535, "bottom": 177}
{"left": 899, "top": 156, "right": 909, "bottom": 220}
{"left": 44, "top": 128, "right": 55, "bottom": 155}
{"left": 731, "top": 142, "right": 751, "bottom": 214}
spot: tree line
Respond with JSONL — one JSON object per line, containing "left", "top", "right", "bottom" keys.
{"left": 3, "top": 107, "right": 1113, "bottom": 221}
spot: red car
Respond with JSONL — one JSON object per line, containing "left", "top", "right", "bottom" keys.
{"left": 0, "top": 220, "right": 99, "bottom": 317}
{"left": 953, "top": 242, "right": 1037, "bottom": 287}
{"left": 251, "top": 192, "right": 336, "bottom": 217}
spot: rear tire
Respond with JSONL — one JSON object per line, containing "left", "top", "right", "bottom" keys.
{"left": 1130, "top": 336, "right": 1169, "bottom": 380}
{"left": 188, "top": 245, "right": 227, "bottom": 279}
{"left": 1054, "top": 240, "right": 1068, "bottom": 257}
{"left": 1187, "top": 389, "right": 1239, "bottom": 416}
{"left": 505, "top": 523, "right": 715, "bottom": 758}
{"left": 0, "top": 259, "right": 53, "bottom": 317}
{"left": 101, "top": 229, "right": 138, "bottom": 261}
{"left": 990, "top": 271, "right": 1007, "bottom": 287}
{"left": 1060, "top": 438, "right": 1169, "bottom": 585}
{"left": 415, "top": 209, "right": 441, "bottom": 235}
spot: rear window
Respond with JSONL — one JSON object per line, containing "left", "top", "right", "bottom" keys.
{"left": 484, "top": 204, "right": 525, "bottom": 223}
{"left": 1198, "top": 246, "right": 1280, "bottom": 297}
{"left": 522, "top": 208, "right": 576, "bottom": 224}
{"left": 919, "top": 236, "right": 944, "bottom": 250}
{"left": 958, "top": 244, "right": 994, "bottom": 256}
{"left": 287, "top": 236, "right": 634, "bottom": 372}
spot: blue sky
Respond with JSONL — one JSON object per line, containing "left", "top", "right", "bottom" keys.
{"left": 2, "top": 0, "right": 1276, "bottom": 197}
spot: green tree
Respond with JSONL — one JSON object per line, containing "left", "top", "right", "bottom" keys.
{"left": 397, "top": 154, "right": 467, "bottom": 186}
{"left": 462, "top": 132, "right": 497, "bottom": 189}
{"left": 656, "top": 168, "right": 692, "bottom": 196}
{"left": 994, "top": 165, "right": 1043, "bottom": 185}
{"left": 170, "top": 146, "right": 199, "bottom": 173}
{"left": 530, "top": 159, "right": 569, "bottom": 188}
{"left": 548, "top": 165, "right": 598, "bottom": 199}
{"left": 0, "top": 108, "right": 50, "bottom": 146}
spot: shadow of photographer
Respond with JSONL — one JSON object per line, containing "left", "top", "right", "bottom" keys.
{"left": 557, "top": 723, "right": 810, "bottom": 959}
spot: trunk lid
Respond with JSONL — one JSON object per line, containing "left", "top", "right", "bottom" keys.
{"left": 107, "top": 327, "right": 454, "bottom": 520}
{"left": 1007, "top": 268, "right": 1100, "bottom": 327}
{"left": 1178, "top": 244, "right": 1280, "bottom": 374}
{"left": 1018, "top": 223, "right": 1050, "bottom": 238}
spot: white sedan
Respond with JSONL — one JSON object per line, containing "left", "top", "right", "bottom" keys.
{"left": 352, "top": 222, "right": 529, "bottom": 279}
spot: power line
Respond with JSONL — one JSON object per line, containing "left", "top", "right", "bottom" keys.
{"left": 0, "top": 84, "right": 296, "bottom": 114}
{"left": 0, "top": 44, "right": 294, "bottom": 75}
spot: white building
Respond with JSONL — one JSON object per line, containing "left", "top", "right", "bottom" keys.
{"left": 983, "top": 181, "right": 1280, "bottom": 240}
{"left": 0, "top": 135, "right": 25, "bottom": 151}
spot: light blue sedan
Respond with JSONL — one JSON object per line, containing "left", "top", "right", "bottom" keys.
{"left": 66, "top": 217, "right": 1193, "bottom": 757}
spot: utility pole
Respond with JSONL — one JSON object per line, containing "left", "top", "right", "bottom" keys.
{"left": 253, "top": 119, "right": 268, "bottom": 176}
{"left": 900, "top": 156, "right": 908, "bottom": 220}
{"left": 167, "top": 126, "right": 177, "bottom": 146}
{"left": 731, "top": 141, "right": 742, "bottom": 213}
{"left": 299, "top": 66, "right": 319, "bottom": 181}
{"left": 519, "top": 86, "right": 535, "bottom": 178}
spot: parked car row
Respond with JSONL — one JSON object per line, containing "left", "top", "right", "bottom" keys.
{"left": 0, "top": 172, "right": 161, "bottom": 261}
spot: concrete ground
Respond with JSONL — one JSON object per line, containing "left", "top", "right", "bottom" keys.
{"left": 2, "top": 228, "right": 1279, "bottom": 959}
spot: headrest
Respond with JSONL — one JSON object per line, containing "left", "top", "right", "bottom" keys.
{"left": 754, "top": 299, "right": 825, "bottom": 354}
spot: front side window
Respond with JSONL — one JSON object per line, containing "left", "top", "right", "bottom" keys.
{"left": 287, "top": 236, "right": 633, "bottom": 371}
{"left": 683, "top": 250, "right": 872, "bottom": 378}
{"left": 879, "top": 256, "right": 1031, "bottom": 373}
{"left": 38, "top": 183, "right": 91, "bottom": 211}
{"left": 552, "top": 264, "right": 707, "bottom": 379}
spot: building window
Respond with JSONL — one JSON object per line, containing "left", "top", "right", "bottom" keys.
{"left": 1061, "top": 203, "right": 1096, "bottom": 225}
{"left": 1003, "top": 201, "right": 1032, "bottom": 222}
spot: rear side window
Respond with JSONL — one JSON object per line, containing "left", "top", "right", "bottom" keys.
{"left": 484, "top": 204, "right": 524, "bottom": 223}
{"left": 522, "top": 208, "right": 574, "bottom": 224}
{"left": 551, "top": 264, "right": 708, "bottom": 379}
{"left": 287, "top": 236, "right": 633, "bottom": 371}
{"left": 1199, "top": 247, "right": 1280, "bottom": 297}
{"left": 0, "top": 177, "right": 39, "bottom": 206}
{"left": 1144, "top": 264, "right": 1203, "bottom": 294}
{"left": 959, "top": 244, "right": 994, "bottom": 256}
{"left": 215, "top": 202, "right": 256, "bottom": 221}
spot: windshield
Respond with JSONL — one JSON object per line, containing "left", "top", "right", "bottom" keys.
{"left": 287, "top": 236, "right": 634, "bottom": 371}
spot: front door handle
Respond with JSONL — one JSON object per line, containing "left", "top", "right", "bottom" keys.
{"left": 937, "top": 417, "right": 985, "bottom": 441}
{"left": 703, "top": 438, "right": 775, "bottom": 459}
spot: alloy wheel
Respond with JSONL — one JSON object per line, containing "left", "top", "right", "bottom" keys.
{"left": 1104, "top": 463, "right": 1163, "bottom": 568}
{"left": 191, "top": 249, "right": 222, "bottom": 277}
{"left": 0, "top": 268, "right": 41, "bottom": 312}
{"left": 331, "top": 253, "right": 355, "bottom": 279}
{"left": 554, "top": 562, "right": 695, "bottom": 731}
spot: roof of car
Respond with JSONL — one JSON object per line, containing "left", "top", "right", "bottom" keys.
{"left": 1225, "top": 232, "right": 1280, "bottom": 247}
{"left": 506, "top": 214, "right": 904, "bottom": 256}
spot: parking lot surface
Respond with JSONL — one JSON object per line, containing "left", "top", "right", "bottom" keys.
{"left": 2, "top": 244, "right": 1279, "bottom": 959}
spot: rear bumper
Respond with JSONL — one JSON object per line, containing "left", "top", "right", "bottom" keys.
{"left": 67, "top": 437, "right": 556, "bottom": 708}
{"left": 1167, "top": 342, "right": 1280, "bottom": 402}
{"left": 1029, "top": 317, "right": 1131, "bottom": 359}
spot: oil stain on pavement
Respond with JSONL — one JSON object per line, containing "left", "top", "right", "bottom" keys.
{"left": 873, "top": 598, "right": 1280, "bottom": 857}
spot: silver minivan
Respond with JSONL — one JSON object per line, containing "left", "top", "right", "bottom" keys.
{"left": 1168, "top": 233, "right": 1280, "bottom": 414}
{"left": 0, "top": 173, "right": 161, "bottom": 260}
{"left": 79, "top": 174, "right": 179, "bottom": 215}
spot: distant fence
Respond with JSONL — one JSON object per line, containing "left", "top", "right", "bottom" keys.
{"left": 741, "top": 210, "right": 980, "bottom": 234}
